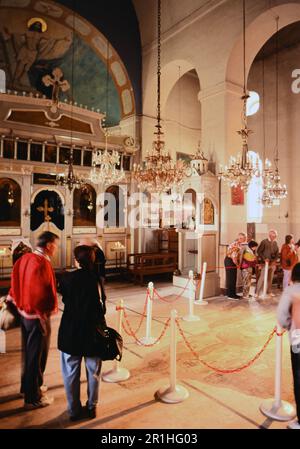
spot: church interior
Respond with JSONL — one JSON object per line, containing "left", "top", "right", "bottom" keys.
{"left": 1, "top": 0, "right": 300, "bottom": 430}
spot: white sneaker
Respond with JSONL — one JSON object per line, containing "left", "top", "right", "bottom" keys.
{"left": 24, "top": 395, "right": 54, "bottom": 410}
{"left": 40, "top": 385, "right": 48, "bottom": 393}
{"left": 287, "top": 419, "right": 300, "bottom": 429}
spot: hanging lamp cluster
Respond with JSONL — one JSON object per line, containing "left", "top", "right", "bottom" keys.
{"left": 90, "top": 128, "right": 125, "bottom": 186}
{"left": 265, "top": 16, "right": 287, "bottom": 206}
{"left": 133, "top": 0, "right": 190, "bottom": 194}
{"left": 259, "top": 16, "right": 287, "bottom": 207}
{"left": 219, "top": 0, "right": 260, "bottom": 191}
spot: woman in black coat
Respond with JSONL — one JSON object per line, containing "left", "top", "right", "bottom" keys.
{"left": 58, "top": 245, "right": 106, "bottom": 421}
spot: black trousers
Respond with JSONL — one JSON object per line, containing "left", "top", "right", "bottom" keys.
{"left": 224, "top": 256, "right": 237, "bottom": 297}
{"left": 20, "top": 316, "right": 51, "bottom": 403}
{"left": 291, "top": 349, "right": 300, "bottom": 422}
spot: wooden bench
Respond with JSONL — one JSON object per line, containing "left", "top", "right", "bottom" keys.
{"left": 127, "top": 252, "right": 178, "bottom": 285}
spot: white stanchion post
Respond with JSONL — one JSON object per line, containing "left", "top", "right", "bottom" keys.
{"left": 102, "top": 299, "right": 130, "bottom": 383}
{"left": 260, "top": 324, "right": 295, "bottom": 421}
{"left": 195, "top": 262, "right": 208, "bottom": 306}
{"left": 139, "top": 282, "right": 157, "bottom": 345}
{"left": 183, "top": 271, "right": 200, "bottom": 322}
{"left": 156, "top": 309, "right": 189, "bottom": 403}
{"left": 261, "top": 260, "right": 269, "bottom": 299}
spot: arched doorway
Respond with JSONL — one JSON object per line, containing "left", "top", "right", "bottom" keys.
{"left": 0, "top": 178, "right": 21, "bottom": 228}
{"left": 73, "top": 184, "right": 96, "bottom": 227}
{"left": 104, "top": 185, "right": 125, "bottom": 228}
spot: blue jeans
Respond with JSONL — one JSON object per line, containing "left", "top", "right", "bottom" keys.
{"left": 60, "top": 352, "right": 102, "bottom": 417}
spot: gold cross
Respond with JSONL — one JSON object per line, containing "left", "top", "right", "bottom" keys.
{"left": 37, "top": 199, "right": 54, "bottom": 222}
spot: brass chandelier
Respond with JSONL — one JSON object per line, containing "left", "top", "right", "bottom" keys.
{"left": 56, "top": 147, "right": 86, "bottom": 192}
{"left": 219, "top": 0, "right": 260, "bottom": 191}
{"left": 133, "top": 0, "right": 190, "bottom": 194}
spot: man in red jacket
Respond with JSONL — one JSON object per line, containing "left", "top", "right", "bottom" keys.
{"left": 8, "top": 231, "right": 59, "bottom": 410}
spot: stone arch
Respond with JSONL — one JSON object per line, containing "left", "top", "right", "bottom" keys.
{"left": 31, "top": 187, "right": 65, "bottom": 206}
{"left": 226, "top": 3, "right": 300, "bottom": 87}
{"left": 143, "top": 59, "right": 197, "bottom": 118}
{"left": 164, "top": 68, "right": 201, "bottom": 156}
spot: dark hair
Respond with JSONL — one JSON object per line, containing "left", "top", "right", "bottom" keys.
{"left": 285, "top": 234, "right": 294, "bottom": 245}
{"left": 296, "top": 240, "right": 300, "bottom": 247}
{"left": 74, "top": 245, "right": 95, "bottom": 269}
{"left": 248, "top": 240, "right": 258, "bottom": 249}
{"left": 12, "top": 243, "right": 32, "bottom": 265}
{"left": 292, "top": 263, "right": 300, "bottom": 283}
{"left": 37, "top": 231, "right": 59, "bottom": 248}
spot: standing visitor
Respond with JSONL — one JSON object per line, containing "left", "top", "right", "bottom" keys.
{"left": 240, "top": 240, "right": 258, "bottom": 299}
{"left": 281, "top": 235, "right": 297, "bottom": 290}
{"left": 7, "top": 231, "right": 59, "bottom": 409}
{"left": 224, "top": 232, "right": 247, "bottom": 300}
{"left": 79, "top": 238, "right": 106, "bottom": 307}
{"left": 58, "top": 245, "right": 106, "bottom": 421}
{"left": 256, "top": 229, "right": 279, "bottom": 298}
{"left": 277, "top": 263, "right": 300, "bottom": 429}
{"left": 295, "top": 240, "right": 300, "bottom": 262}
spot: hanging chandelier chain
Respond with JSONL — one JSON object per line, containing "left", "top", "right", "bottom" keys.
{"left": 262, "top": 58, "right": 266, "bottom": 161}
{"left": 243, "top": 0, "right": 246, "bottom": 96}
{"left": 105, "top": 39, "right": 109, "bottom": 128}
{"left": 156, "top": 0, "right": 162, "bottom": 136}
{"left": 275, "top": 15, "right": 279, "bottom": 169}
{"left": 132, "top": 0, "right": 190, "bottom": 194}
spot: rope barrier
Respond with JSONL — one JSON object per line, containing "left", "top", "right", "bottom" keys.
{"left": 122, "top": 308, "right": 170, "bottom": 347}
{"left": 175, "top": 319, "right": 277, "bottom": 374}
{"left": 153, "top": 278, "right": 191, "bottom": 303}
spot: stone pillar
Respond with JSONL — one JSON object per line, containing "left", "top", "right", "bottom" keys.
{"left": 198, "top": 81, "right": 248, "bottom": 245}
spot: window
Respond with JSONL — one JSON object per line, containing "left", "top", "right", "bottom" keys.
{"left": 17, "top": 141, "right": 28, "bottom": 160}
{"left": 246, "top": 91, "right": 260, "bottom": 117}
{"left": 247, "top": 151, "right": 263, "bottom": 223}
{"left": 45, "top": 145, "right": 57, "bottom": 163}
{"left": 30, "top": 143, "right": 43, "bottom": 162}
{"left": 3, "top": 139, "right": 14, "bottom": 159}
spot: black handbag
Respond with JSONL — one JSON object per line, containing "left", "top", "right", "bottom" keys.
{"left": 94, "top": 326, "right": 123, "bottom": 361}
{"left": 0, "top": 297, "right": 20, "bottom": 331}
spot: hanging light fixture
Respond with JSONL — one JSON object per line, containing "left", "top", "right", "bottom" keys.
{"left": 133, "top": 0, "right": 190, "bottom": 194}
{"left": 268, "top": 16, "right": 288, "bottom": 206}
{"left": 219, "top": 0, "right": 260, "bottom": 191}
{"left": 260, "top": 57, "right": 275, "bottom": 208}
{"left": 56, "top": 146, "right": 86, "bottom": 192}
{"left": 7, "top": 185, "right": 14, "bottom": 206}
{"left": 89, "top": 41, "right": 125, "bottom": 186}
{"left": 90, "top": 129, "right": 125, "bottom": 186}
{"left": 56, "top": 6, "right": 86, "bottom": 192}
